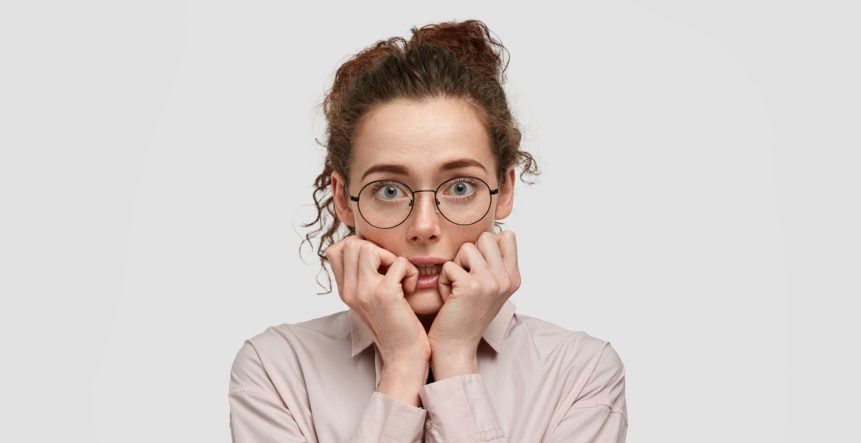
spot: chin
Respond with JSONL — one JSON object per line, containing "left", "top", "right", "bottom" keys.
{"left": 405, "top": 287, "right": 443, "bottom": 315}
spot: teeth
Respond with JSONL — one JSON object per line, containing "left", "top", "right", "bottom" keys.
{"left": 417, "top": 264, "right": 441, "bottom": 276}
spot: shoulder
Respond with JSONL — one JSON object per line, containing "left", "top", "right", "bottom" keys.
{"left": 511, "top": 313, "right": 626, "bottom": 412}
{"left": 512, "top": 313, "right": 625, "bottom": 387}
{"left": 250, "top": 310, "right": 351, "bottom": 350}
{"left": 229, "top": 310, "right": 352, "bottom": 391}
{"left": 513, "top": 313, "right": 618, "bottom": 360}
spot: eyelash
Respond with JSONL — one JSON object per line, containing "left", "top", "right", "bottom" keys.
{"left": 370, "top": 181, "right": 408, "bottom": 198}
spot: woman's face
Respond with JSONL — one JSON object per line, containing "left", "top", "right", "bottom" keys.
{"left": 332, "top": 97, "right": 515, "bottom": 315}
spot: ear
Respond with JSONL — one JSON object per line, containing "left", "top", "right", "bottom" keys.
{"left": 494, "top": 167, "right": 516, "bottom": 220}
{"left": 331, "top": 170, "right": 356, "bottom": 228}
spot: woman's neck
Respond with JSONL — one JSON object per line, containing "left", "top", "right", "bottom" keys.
{"left": 416, "top": 312, "right": 437, "bottom": 333}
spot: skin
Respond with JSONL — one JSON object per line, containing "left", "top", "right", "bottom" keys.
{"left": 325, "top": 97, "right": 521, "bottom": 407}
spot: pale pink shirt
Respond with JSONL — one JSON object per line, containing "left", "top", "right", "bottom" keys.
{"left": 228, "top": 300, "right": 627, "bottom": 442}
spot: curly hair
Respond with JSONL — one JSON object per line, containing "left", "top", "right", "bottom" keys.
{"left": 301, "top": 20, "right": 539, "bottom": 293}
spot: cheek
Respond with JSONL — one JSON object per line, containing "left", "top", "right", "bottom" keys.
{"left": 355, "top": 224, "right": 399, "bottom": 250}
{"left": 449, "top": 222, "right": 493, "bottom": 246}
{"left": 355, "top": 217, "right": 494, "bottom": 254}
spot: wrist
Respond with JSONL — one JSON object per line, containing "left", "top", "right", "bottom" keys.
{"left": 377, "top": 363, "right": 428, "bottom": 407}
{"left": 430, "top": 345, "right": 478, "bottom": 380}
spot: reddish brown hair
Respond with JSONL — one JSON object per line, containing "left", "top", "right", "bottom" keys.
{"left": 302, "top": 20, "right": 539, "bottom": 291}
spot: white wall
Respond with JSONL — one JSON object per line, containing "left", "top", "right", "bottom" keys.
{"left": 1, "top": 1, "right": 858, "bottom": 441}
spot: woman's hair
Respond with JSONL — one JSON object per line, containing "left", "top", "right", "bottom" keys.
{"left": 302, "top": 19, "right": 539, "bottom": 292}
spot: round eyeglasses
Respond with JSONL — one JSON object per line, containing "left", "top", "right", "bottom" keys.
{"left": 348, "top": 176, "right": 499, "bottom": 229}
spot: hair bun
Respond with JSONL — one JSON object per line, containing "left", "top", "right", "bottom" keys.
{"left": 408, "top": 20, "right": 508, "bottom": 82}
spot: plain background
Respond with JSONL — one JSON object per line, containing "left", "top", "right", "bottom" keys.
{"left": 1, "top": 1, "right": 858, "bottom": 442}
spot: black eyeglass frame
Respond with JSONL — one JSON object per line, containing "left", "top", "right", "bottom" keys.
{"left": 347, "top": 175, "right": 499, "bottom": 229}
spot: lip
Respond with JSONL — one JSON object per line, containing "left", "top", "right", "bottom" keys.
{"left": 409, "top": 257, "right": 447, "bottom": 290}
{"left": 409, "top": 256, "right": 448, "bottom": 266}
{"left": 416, "top": 273, "right": 440, "bottom": 289}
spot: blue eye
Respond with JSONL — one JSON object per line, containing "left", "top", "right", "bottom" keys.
{"left": 448, "top": 181, "right": 474, "bottom": 197}
{"left": 375, "top": 184, "right": 405, "bottom": 200}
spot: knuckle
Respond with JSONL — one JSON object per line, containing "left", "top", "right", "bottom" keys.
{"left": 325, "top": 242, "right": 342, "bottom": 258}
{"left": 341, "top": 241, "right": 354, "bottom": 255}
{"left": 508, "top": 271, "right": 521, "bottom": 291}
{"left": 486, "top": 280, "right": 499, "bottom": 295}
{"left": 467, "top": 280, "right": 482, "bottom": 294}
{"left": 372, "top": 283, "right": 389, "bottom": 300}
{"left": 498, "top": 276, "right": 511, "bottom": 293}
{"left": 345, "top": 237, "right": 361, "bottom": 248}
{"left": 359, "top": 242, "right": 376, "bottom": 256}
{"left": 355, "top": 290, "right": 373, "bottom": 309}
{"left": 340, "top": 287, "right": 354, "bottom": 303}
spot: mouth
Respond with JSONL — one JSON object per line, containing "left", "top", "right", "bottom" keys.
{"left": 416, "top": 264, "right": 442, "bottom": 276}
{"left": 410, "top": 258, "right": 446, "bottom": 289}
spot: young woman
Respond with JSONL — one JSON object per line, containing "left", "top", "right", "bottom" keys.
{"left": 229, "top": 20, "right": 627, "bottom": 442}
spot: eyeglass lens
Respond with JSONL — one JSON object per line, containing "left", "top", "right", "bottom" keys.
{"left": 356, "top": 177, "right": 492, "bottom": 228}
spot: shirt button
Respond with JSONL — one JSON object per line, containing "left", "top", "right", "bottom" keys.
{"left": 425, "top": 418, "right": 432, "bottom": 430}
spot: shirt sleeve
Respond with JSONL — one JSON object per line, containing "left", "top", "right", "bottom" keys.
{"left": 545, "top": 342, "right": 628, "bottom": 442}
{"left": 416, "top": 342, "right": 628, "bottom": 443}
{"left": 228, "top": 341, "right": 311, "bottom": 442}
{"left": 351, "top": 392, "right": 428, "bottom": 442}
{"left": 228, "top": 340, "right": 428, "bottom": 443}
{"left": 418, "top": 374, "right": 506, "bottom": 443}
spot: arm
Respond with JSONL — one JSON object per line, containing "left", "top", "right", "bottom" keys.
{"left": 417, "top": 342, "right": 628, "bottom": 443}
{"left": 543, "top": 342, "right": 628, "bottom": 442}
{"left": 418, "top": 373, "right": 506, "bottom": 443}
{"left": 228, "top": 341, "right": 429, "bottom": 443}
{"left": 228, "top": 341, "right": 312, "bottom": 442}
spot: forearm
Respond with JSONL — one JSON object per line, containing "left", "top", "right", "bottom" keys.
{"left": 431, "top": 344, "right": 479, "bottom": 381}
{"left": 376, "top": 360, "right": 429, "bottom": 407}
{"left": 418, "top": 373, "right": 506, "bottom": 443}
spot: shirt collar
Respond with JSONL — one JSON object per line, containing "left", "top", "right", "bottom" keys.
{"left": 350, "top": 299, "right": 516, "bottom": 358}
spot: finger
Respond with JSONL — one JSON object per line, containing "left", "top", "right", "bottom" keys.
{"left": 356, "top": 243, "right": 397, "bottom": 296}
{"left": 438, "top": 260, "right": 469, "bottom": 301}
{"left": 382, "top": 256, "right": 419, "bottom": 295}
{"left": 341, "top": 238, "right": 360, "bottom": 305}
{"left": 476, "top": 231, "right": 506, "bottom": 276}
{"left": 357, "top": 242, "right": 397, "bottom": 276}
{"left": 325, "top": 241, "right": 346, "bottom": 294}
{"left": 453, "top": 242, "right": 489, "bottom": 276}
{"left": 495, "top": 230, "right": 519, "bottom": 279}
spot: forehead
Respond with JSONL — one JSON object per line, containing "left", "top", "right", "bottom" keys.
{"left": 350, "top": 97, "right": 495, "bottom": 181}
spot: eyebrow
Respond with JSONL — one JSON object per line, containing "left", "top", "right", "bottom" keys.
{"left": 360, "top": 158, "right": 487, "bottom": 181}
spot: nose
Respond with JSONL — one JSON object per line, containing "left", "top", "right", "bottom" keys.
{"left": 406, "top": 191, "right": 440, "bottom": 243}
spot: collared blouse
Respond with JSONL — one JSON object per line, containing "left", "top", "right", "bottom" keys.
{"left": 228, "top": 300, "right": 627, "bottom": 442}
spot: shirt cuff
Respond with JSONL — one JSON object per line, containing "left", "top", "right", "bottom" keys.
{"left": 353, "top": 391, "right": 427, "bottom": 442}
{"left": 418, "top": 374, "right": 505, "bottom": 443}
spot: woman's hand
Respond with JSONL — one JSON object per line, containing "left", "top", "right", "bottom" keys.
{"left": 428, "top": 230, "right": 521, "bottom": 379}
{"left": 326, "top": 235, "right": 430, "bottom": 365}
{"left": 325, "top": 236, "right": 430, "bottom": 405}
